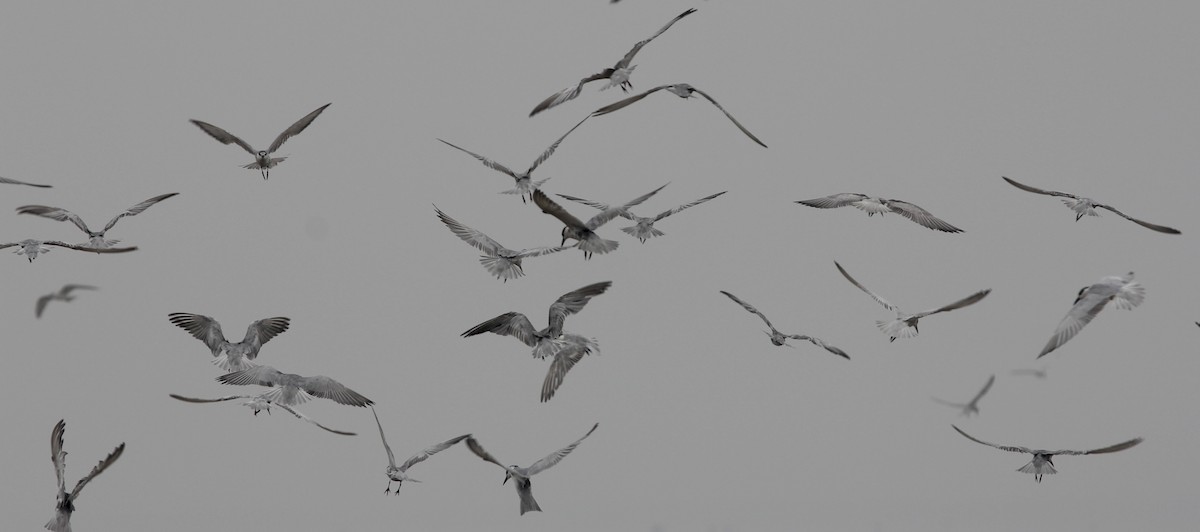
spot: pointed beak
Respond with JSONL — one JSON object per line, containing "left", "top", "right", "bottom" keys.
{"left": 502, "top": 474, "right": 510, "bottom": 485}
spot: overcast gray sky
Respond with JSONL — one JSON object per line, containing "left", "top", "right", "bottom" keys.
{"left": 2, "top": 1, "right": 1199, "bottom": 531}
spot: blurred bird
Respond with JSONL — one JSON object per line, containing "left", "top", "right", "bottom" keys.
{"left": 216, "top": 365, "right": 374, "bottom": 408}
{"left": 835, "top": 261, "right": 990, "bottom": 341}
{"left": 932, "top": 375, "right": 995, "bottom": 416}
{"left": 190, "top": 103, "right": 330, "bottom": 179}
{"left": 952, "top": 425, "right": 1142, "bottom": 482}
{"left": 1, "top": 175, "right": 51, "bottom": 188}
{"left": 168, "top": 393, "right": 355, "bottom": 436}
{"left": 36, "top": 285, "right": 97, "bottom": 319}
{"left": 530, "top": 8, "right": 697, "bottom": 116}
{"left": 434, "top": 205, "right": 569, "bottom": 281}
{"left": 557, "top": 189, "right": 727, "bottom": 243}
{"left": 45, "top": 420, "right": 124, "bottom": 532}
{"left": 591, "top": 83, "right": 767, "bottom": 148}
{"left": 1036, "top": 272, "right": 1144, "bottom": 359}
{"left": 1010, "top": 368, "right": 1047, "bottom": 379}
{"left": 532, "top": 185, "right": 664, "bottom": 259}
{"left": 16, "top": 193, "right": 178, "bottom": 249}
{"left": 371, "top": 407, "right": 469, "bottom": 493}
{"left": 795, "top": 193, "right": 963, "bottom": 233}
{"left": 1001, "top": 176, "right": 1180, "bottom": 234}
{"left": 719, "top": 290, "right": 849, "bottom": 359}
{"left": 168, "top": 313, "right": 290, "bottom": 372}
{"left": 466, "top": 423, "right": 599, "bottom": 515}
{"left": 438, "top": 115, "right": 589, "bottom": 203}
{"left": 0, "top": 239, "right": 136, "bottom": 262}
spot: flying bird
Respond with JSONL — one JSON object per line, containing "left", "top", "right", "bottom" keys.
{"left": 557, "top": 189, "right": 727, "bottom": 243}
{"left": 190, "top": 103, "right": 331, "bottom": 179}
{"left": 1001, "top": 176, "right": 1180, "bottom": 234}
{"left": 0, "top": 239, "right": 136, "bottom": 262}
{"left": 795, "top": 193, "right": 963, "bottom": 233}
{"left": 1, "top": 175, "right": 51, "bottom": 188}
{"left": 532, "top": 185, "right": 664, "bottom": 259}
{"left": 591, "top": 83, "right": 767, "bottom": 148}
{"left": 932, "top": 375, "right": 995, "bottom": 416}
{"left": 168, "top": 393, "right": 355, "bottom": 436}
{"left": 718, "top": 290, "right": 849, "bottom": 359}
{"left": 438, "top": 115, "right": 589, "bottom": 203}
{"left": 1010, "top": 368, "right": 1047, "bottom": 379}
{"left": 466, "top": 423, "right": 599, "bottom": 515}
{"left": 1036, "top": 272, "right": 1144, "bottom": 359}
{"left": 16, "top": 193, "right": 178, "bottom": 249}
{"left": 36, "top": 285, "right": 97, "bottom": 318}
{"left": 45, "top": 420, "right": 125, "bottom": 532}
{"left": 216, "top": 365, "right": 374, "bottom": 408}
{"left": 835, "top": 261, "right": 990, "bottom": 341}
{"left": 167, "top": 313, "right": 291, "bottom": 372}
{"left": 952, "top": 425, "right": 1142, "bottom": 482}
{"left": 371, "top": 407, "right": 469, "bottom": 493}
{"left": 529, "top": 8, "right": 697, "bottom": 116}
{"left": 434, "top": 205, "right": 569, "bottom": 281}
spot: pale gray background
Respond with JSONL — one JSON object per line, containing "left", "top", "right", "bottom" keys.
{"left": 2, "top": 1, "right": 1198, "bottom": 530}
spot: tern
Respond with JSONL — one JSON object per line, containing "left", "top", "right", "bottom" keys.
{"left": 45, "top": 420, "right": 124, "bottom": 532}
{"left": 795, "top": 193, "right": 963, "bottom": 233}
{"left": 591, "top": 83, "right": 767, "bottom": 148}
{"left": 434, "top": 205, "right": 570, "bottom": 281}
{"left": 438, "top": 115, "right": 589, "bottom": 203}
{"left": 466, "top": 423, "right": 599, "bottom": 515}
{"left": 532, "top": 185, "right": 664, "bottom": 259}
{"left": 36, "top": 285, "right": 97, "bottom": 319}
{"left": 371, "top": 407, "right": 469, "bottom": 493}
{"left": 1036, "top": 272, "right": 1144, "bottom": 359}
{"left": 835, "top": 261, "right": 990, "bottom": 341}
{"left": 529, "top": 8, "right": 697, "bottom": 116}
{"left": 1001, "top": 176, "right": 1180, "bottom": 234}
{"left": 952, "top": 425, "right": 1142, "bottom": 482}
{"left": 167, "top": 313, "right": 291, "bottom": 372}
{"left": 190, "top": 103, "right": 331, "bottom": 179}
{"left": 16, "top": 193, "right": 178, "bottom": 249}
{"left": 1, "top": 175, "right": 51, "bottom": 188}
{"left": 932, "top": 375, "right": 994, "bottom": 416}
{"left": 169, "top": 393, "right": 355, "bottom": 436}
{"left": 556, "top": 189, "right": 727, "bottom": 243}
{"left": 0, "top": 240, "right": 136, "bottom": 262}
{"left": 216, "top": 365, "right": 374, "bottom": 408}
{"left": 719, "top": 290, "right": 849, "bottom": 359}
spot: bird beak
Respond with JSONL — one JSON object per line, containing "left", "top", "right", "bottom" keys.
{"left": 502, "top": 475, "right": 510, "bottom": 485}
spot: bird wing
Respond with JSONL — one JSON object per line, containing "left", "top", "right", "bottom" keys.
{"left": 168, "top": 393, "right": 253, "bottom": 404}
{"left": 794, "top": 193, "right": 870, "bottom": 209}
{"left": 1094, "top": 203, "right": 1181, "bottom": 234}
{"left": 168, "top": 312, "right": 228, "bottom": 355}
{"left": 60, "top": 284, "right": 98, "bottom": 296}
{"left": 586, "top": 183, "right": 668, "bottom": 229}
{"left": 527, "top": 422, "right": 599, "bottom": 476}
{"left": 42, "top": 241, "right": 137, "bottom": 253}
{"left": 190, "top": 119, "right": 257, "bottom": 155}
{"left": 614, "top": 8, "right": 698, "bottom": 69}
{"left": 970, "top": 375, "right": 996, "bottom": 405}
{"left": 371, "top": 406, "right": 397, "bottom": 468}
{"left": 1051, "top": 437, "right": 1143, "bottom": 456}
{"left": 653, "top": 190, "right": 727, "bottom": 221}
{"left": 437, "top": 138, "right": 519, "bottom": 179}
{"left": 434, "top": 206, "right": 503, "bottom": 256}
{"left": 68, "top": 442, "right": 125, "bottom": 502}
{"left": 101, "top": 192, "right": 179, "bottom": 232}
{"left": 910, "top": 289, "right": 991, "bottom": 319}
{"left": 241, "top": 317, "right": 291, "bottom": 352}
{"left": 931, "top": 397, "right": 967, "bottom": 409}
{"left": 590, "top": 85, "right": 671, "bottom": 116}
{"left": 1036, "top": 286, "right": 1113, "bottom": 359}
{"left": 719, "top": 290, "right": 775, "bottom": 330}
{"left": 267, "top": 103, "right": 331, "bottom": 154}
{"left": 0, "top": 175, "right": 52, "bottom": 188}
{"left": 541, "top": 345, "right": 588, "bottom": 402}
{"left": 35, "top": 294, "right": 54, "bottom": 318}
{"left": 555, "top": 193, "right": 628, "bottom": 219}
{"left": 526, "top": 114, "right": 589, "bottom": 174}
{"left": 529, "top": 72, "right": 613, "bottom": 117}
{"left": 689, "top": 87, "right": 768, "bottom": 148}
{"left": 834, "top": 261, "right": 899, "bottom": 312}
{"left": 465, "top": 436, "right": 509, "bottom": 471}
{"left": 273, "top": 402, "right": 356, "bottom": 436}
{"left": 512, "top": 246, "right": 572, "bottom": 259}
{"left": 785, "top": 334, "right": 850, "bottom": 359}
{"left": 461, "top": 312, "right": 540, "bottom": 348}
{"left": 885, "top": 199, "right": 964, "bottom": 233}
{"left": 399, "top": 434, "right": 471, "bottom": 473}
{"left": 217, "top": 365, "right": 285, "bottom": 387}
{"left": 298, "top": 375, "right": 374, "bottom": 407}
{"left": 1001, "top": 176, "right": 1078, "bottom": 199}
{"left": 15, "top": 205, "right": 93, "bottom": 234}
{"left": 951, "top": 425, "right": 1032, "bottom": 454}
{"left": 546, "top": 281, "right": 613, "bottom": 338}
{"left": 50, "top": 420, "right": 67, "bottom": 495}
{"left": 533, "top": 189, "right": 589, "bottom": 230}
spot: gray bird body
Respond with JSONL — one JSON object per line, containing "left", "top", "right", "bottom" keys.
{"left": 216, "top": 365, "right": 374, "bottom": 408}
{"left": 168, "top": 313, "right": 291, "bottom": 371}
{"left": 372, "top": 407, "right": 469, "bottom": 492}
{"left": 796, "top": 193, "right": 963, "bottom": 233}
{"left": 434, "top": 205, "right": 569, "bottom": 281}
{"left": 932, "top": 375, "right": 995, "bottom": 416}
{"left": 46, "top": 420, "right": 124, "bottom": 532}
{"left": 168, "top": 393, "right": 356, "bottom": 436}
{"left": 1002, "top": 176, "right": 1181, "bottom": 234}
{"left": 36, "top": 285, "right": 97, "bottom": 318}
{"left": 557, "top": 189, "right": 727, "bottom": 243}
{"left": 719, "top": 290, "right": 850, "bottom": 359}
{"left": 1036, "top": 272, "right": 1144, "bottom": 359}
{"left": 835, "top": 261, "right": 990, "bottom": 341}
{"left": 466, "top": 423, "right": 599, "bottom": 515}
{"left": 17, "top": 193, "right": 178, "bottom": 249}
{"left": 191, "top": 103, "right": 330, "bottom": 179}
{"left": 439, "top": 115, "right": 589, "bottom": 203}
{"left": 952, "top": 425, "right": 1142, "bottom": 482}
{"left": 0, "top": 239, "right": 137, "bottom": 262}
{"left": 591, "top": 83, "right": 767, "bottom": 148}
{"left": 533, "top": 185, "right": 664, "bottom": 259}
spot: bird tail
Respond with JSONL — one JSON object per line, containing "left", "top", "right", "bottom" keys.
{"left": 45, "top": 510, "right": 71, "bottom": 532}
{"left": 577, "top": 237, "right": 619, "bottom": 256}
{"left": 243, "top": 157, "right": 286, "bottom": 170}
{"left": 876, "top": 319, "right": 917, "bottom": 341}
{"left": 517, "top": 479, "right": 542, "bottom": 515}
{"left": 212, "top": 353, "right": 259, "bottom": 372}
{"left": 479, "top": 256, "right": 523, "bottom": 280}
{"left": 621, "top": 225, "right": 664, "bottom": 242}
{"left": 1111, "top": 281, "right": 1145, "bottom": 310}
{"left": 1018, "top": 460, "right": 1056, "bottom": 477}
